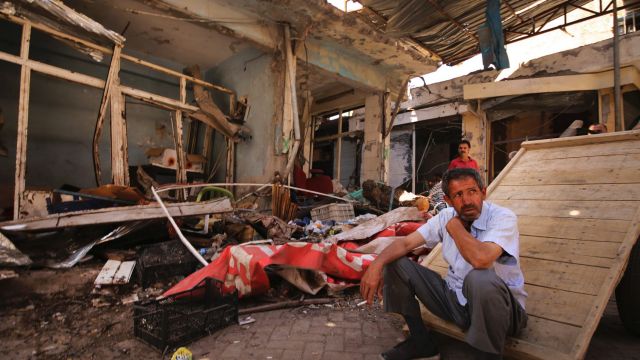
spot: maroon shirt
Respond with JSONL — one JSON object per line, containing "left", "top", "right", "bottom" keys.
{"left": 448, "top": 156, "right": 478, "bottom": 170}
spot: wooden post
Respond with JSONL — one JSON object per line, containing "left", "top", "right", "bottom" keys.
{"left": 336, "top": 109, "right": 343, "bottom": 183}
{"left": 305, "top": 116, "right": 315, "bottom": 175}
{"left": 13, "top": 23, "right": 31, "bottom": 220}
{"left": 110, "top": 89, "right": 128, "bottom": 185}
{"left": 412, "top": 124, "right": 416, "bottom": 193}
{"left": 202, "top": 126, "right": 214, "bottom": 170}
{"left": 174, "top": 77, "right": 188, "bottom": 200}
{"left": 225, "top": 138, "right": 235, "bottom": 186}
{"left": 93, "top": 45, "right": 122, "bottom": 186}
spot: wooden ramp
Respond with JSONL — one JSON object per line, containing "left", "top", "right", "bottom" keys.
{"left": 421, "top": 130, "right": 640, "bottom": 360}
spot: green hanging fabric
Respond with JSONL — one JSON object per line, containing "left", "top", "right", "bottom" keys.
{"left": 479, "top": 0, "right": 510, "bottom": 70}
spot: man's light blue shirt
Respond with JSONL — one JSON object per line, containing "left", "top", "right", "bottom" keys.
{"left": 417, "top": 201, "right": 527, "bottom": 309}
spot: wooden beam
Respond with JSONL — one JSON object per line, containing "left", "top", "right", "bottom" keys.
{"left": 314, "top": 130, "right": 363, "bottom": 143}
{"left": 0, "top": 49, "right": 200, "bottom": 114}
{"left": 120, "top": 86, "right": 199, "bottom": 113}
{"left": 174, "top": 77, "right": 188, "bottom": 200}
{"left": 0, "top": 198, "right": 233, "bottom": 232}
{"left": 110, "top": 89, "right": 128, "bottom": 186}
{"left": 3, "top": 13, "right": 234, "bottom": 95}
{"left": 225, "top": 139, "right": 235, "bottom": 187}
{"left": 93, "top": 45, "right": 121, "bottom": 186}
{"left": 13, "top": 23, "right": 31, "bottom": 220}
{"left": 394, "top": 102, "right": 469, "bottom": 126}
{"left": 464, "top": 66, "right": 640, "bottom": 100}
{"left": 336, "top": 110, "right": 343, "bottom": 182}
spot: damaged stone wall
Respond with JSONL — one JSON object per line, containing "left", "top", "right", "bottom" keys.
{"left": 206, "top": 46, "right": 286, "bottom": 185}
{"left": 511, "top": 31, "right": 640, "bottom": 78}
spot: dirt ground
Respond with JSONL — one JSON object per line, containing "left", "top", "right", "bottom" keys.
{"left": 1, "top": 261, "right": 639, "bottom": 360}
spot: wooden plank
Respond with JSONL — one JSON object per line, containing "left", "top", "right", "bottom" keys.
{"left": 525, "top": 285, "right": 595, "bottom": 327}
{"left": 490, "top": 184, "right": 640, "bottom": 201}
{"left": 492, "top": 199, "right": 638, "bottom": 221}
{"left": 174, "top": 77, "right": 187, "bottom": 200}
{"left": 110, "top": 89, "right": 128, "bottom": 186}
{"left": 521, "top": 129, "right": 640, "bottom": 150}
{"left": 394, "top": 102, "right": 468, "bottom": 126}
{"left": 0, "top": 48, "right": 201, "bottom": 114}
{"left": 520, "top": 139, "right": 640, "bottom": 161}
{"left": 0, "top": 198, "right": 233, "bottom": 232}
{"left": 520, "top": 236, "right": 618, "bottom": 267}
{"left": 5, "top": 13, "right": 234, "bottom": 95}
{"left": 428, "top": 258, "right": 596, "bottom": 326}
{"left": 93, "top": 44, "right": 122, "bottom": 186}
{"left": 13, "top": 23, "right": 31, "bottom": 220}
{"left": 94, "top": 260, "right": 121, "bottom": 285}
{"left": 336, "top": 110, "right": 343, "bottom": 181}
{"left": 463, "top": 66, "right": 640, "bottom": 100}
{"left": 571, "top": 204, "right": 640, "bottom": 358}
{"left": 517, "top": 216, "right": 628, "bottom": 242}
{"left": 519, "top": 257, "right": 608, "bottom": 295}
{"left": 501, "top": 167, "right": 640, "bottom": 185}
{"left": 515, "top": 151, "right": 640, "bottom": 170}
{"left": 486, "top": 147, "right": 526, "bottom": 195}
{"left": 421, "top": 306, "right": 576, "bottom": 360}
{"left": 121, "top": 86, "right": 198, "bottom": 113}
{"left": 112, "top": 261, "right": 136, "bottom": 284}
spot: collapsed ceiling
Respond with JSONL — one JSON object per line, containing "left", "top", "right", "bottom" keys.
{"left": 357, "top": 0, "right": 638, "bottom": 65}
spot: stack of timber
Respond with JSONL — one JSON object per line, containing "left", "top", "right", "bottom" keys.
{"left": 421, "top": 130, "right": 640, "bottom": 360}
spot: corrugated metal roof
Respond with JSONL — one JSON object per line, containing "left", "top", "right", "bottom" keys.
{"left": 357, "top": 0, "right": 601, "bottom": 64}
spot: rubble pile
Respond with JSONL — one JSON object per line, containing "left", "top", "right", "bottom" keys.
{"left": 0, "top": 178, "right": 445, "bottom": 354}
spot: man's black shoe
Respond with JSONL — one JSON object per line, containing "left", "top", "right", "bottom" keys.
{"left": 379, "top": 336, "right": 440, "bottom": 360}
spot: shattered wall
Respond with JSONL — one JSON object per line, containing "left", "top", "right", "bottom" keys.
{"left": 0, "top": 21, "right": 186, "bottom": 193}
{"left": 206, "top": 46, "right": 286, "bottom": 185}
{"left": 511, "top": 31, "right": 640, "bottom": 78}
{"left": 389, "top": 128, "right": 412, "bottom": 189}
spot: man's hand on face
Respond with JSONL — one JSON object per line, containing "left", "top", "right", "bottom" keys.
{"left": 446, "top": 216, "right": 472, "bottom": 234}
{"left": 360, "top": 262, "right": 384, "bottom": 305}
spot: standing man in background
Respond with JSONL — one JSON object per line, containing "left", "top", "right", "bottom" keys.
{"left": 448, "top": 140, "right": 478, "bottom": 170}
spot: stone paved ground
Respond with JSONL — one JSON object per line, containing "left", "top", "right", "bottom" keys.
{"left": 186, "top": 297, "right": 640, "bottom": 360}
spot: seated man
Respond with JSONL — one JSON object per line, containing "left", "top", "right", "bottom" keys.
{"left": 361, "top": 168, "right": 527, "bottom": 360}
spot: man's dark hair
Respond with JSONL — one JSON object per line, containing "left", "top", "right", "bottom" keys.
{"left": 459, "top": 139, "right": 471, "bottom": 148}
{"left": 442, "top": 168, "right": 484, "bottom": 197}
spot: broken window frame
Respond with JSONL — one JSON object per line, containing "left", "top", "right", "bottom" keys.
{"left": 0, "top": 13, "right": 237, "bottom": 219}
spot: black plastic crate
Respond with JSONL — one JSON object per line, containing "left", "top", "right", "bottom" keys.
{"left": 136, "top": 240, "right": 199, "bottom": 287}
{"left": 133, "top": 278, "right": 238, "bottom": 351}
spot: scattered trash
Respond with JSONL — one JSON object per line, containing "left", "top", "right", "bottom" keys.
{"left": 238, "top": 315, "right": 256, "bottom": 326}
{"left": 171, "top": 347, "right": 193, "bottom": 360}
{"left": 94, "top": 260, "right": 136, "bottom": 285}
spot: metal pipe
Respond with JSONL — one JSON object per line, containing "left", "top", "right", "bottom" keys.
{"left": 613, "top": 0, "right": 622, "bottom": 131}
{"left": 151, "top": 186, "right": 209, "bottom": 266}
{"left": 155, "top": 182, "right": 356, "bottom": 203}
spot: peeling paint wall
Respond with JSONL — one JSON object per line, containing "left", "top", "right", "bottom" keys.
{"left": 206, "top": 46, "right": 286, "bottom": 185}
{"left": 461, "top": 111, "right": 487, "bottom": 183}
{"left": 389, "top": 128, "right": 412, "bottom": 189}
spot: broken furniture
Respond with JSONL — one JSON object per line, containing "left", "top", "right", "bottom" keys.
{"left": 421, "top": 130, "right": 640, "bottom": 359}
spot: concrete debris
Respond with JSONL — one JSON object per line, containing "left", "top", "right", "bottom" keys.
{"left": 0, "top": 232, "right": 31, "bottom": 267}
{"left": 329, "top": 206, "right": 424, "bottom": 243}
